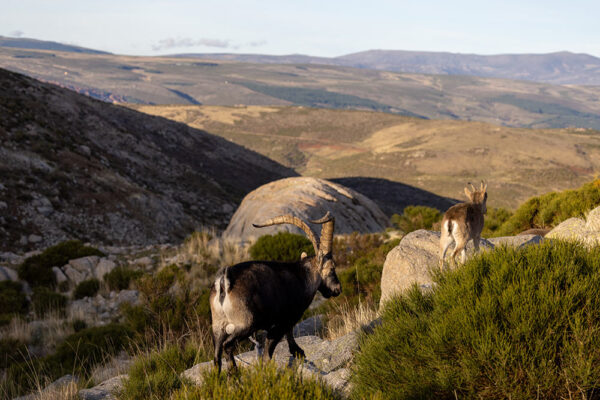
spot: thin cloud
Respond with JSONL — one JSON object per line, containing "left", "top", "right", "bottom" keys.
{"left": 152, "top": 37, "right": 231, "bottom": 51}
{"left": 9, "top": 30, "right": 24, "bottom": 38}
{"left": 248, "top": 40, "right": 267, "bottom": 47}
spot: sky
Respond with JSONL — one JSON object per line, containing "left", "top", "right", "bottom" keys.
{"left": 2, "top": 0, "right": 599, "bottom": 57}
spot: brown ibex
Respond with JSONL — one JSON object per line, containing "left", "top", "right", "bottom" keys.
{"left": 439, "top": 181, "right": 487, "bottom": 269}
{"left": 209, "top": 212, "right": 341, "bottom": 372}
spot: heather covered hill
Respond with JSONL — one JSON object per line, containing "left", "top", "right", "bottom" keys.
{"left": 131, "top": 105, "right": 600, "bottom": 209}
{"left": 0, "top": 68, "right": 295, "bottom": 251}
{"left": 3, "top": 47, "right": 600, "bottom": 129}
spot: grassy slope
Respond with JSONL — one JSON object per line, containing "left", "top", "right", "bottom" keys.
{"left": 130, "top": 105, "right": 600, "bottom": 209}
{"left": 353, "top": 241, "right": 600, "bottom": 399}
{"left": 2, "top": 47, "right": 600, "bottom": 129}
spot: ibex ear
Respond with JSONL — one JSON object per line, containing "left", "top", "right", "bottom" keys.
{"left": 300, "top": 252, "right": 308, "bottom": 260}
{"left": 464, "top": 187, "right": 472, "bottom": 199}
{"left": 481, "top": 180, "right": 487, "bottom": 192}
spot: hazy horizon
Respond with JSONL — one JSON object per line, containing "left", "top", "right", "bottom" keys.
{"left": 2, "top": 0, "right": 599, "bottom": 58}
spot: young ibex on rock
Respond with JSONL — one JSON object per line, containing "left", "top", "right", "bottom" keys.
{"left": 209, "top": 212, "right": 341, "bottom": 373}
{"left": 439, "top": 181, "right": 487, "bottom": 269}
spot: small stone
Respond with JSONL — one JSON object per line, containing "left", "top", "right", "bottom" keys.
{"left": 78, "top": 374, "right": 127, "bottom": 400}
{"left": 79, "top": 145, "right": 92, "bottom": 157}
{"left": 28, "top": 234, "right": 42, "bottom": 243}
{"left": 63, "top": 265, "right": 85, "bottom": 285}
{"left": 69, "top": 256, "right": 100, "bottom": 277}
{"left": 0, "top": 201, "right": 7, "bottom": 209}
{"left": 19, "top": 235, "right": 28, "bottom": 245}
{"left": 133, "top": 256, "right": 152, "bottom": 267}
{"left": 116, "top": 290, "right": 139, "bottom": 306}
{"left": 52, "top": 266, "right": 68, "bottom": 283}
{"left": 0, "top": 266, "right": 18, "bottom": 282}
{"left": 94, "top": 258, "right": 117, "bottom": 280}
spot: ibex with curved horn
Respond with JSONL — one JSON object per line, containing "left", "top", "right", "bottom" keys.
{"left": 209, "top": 212, "right": 341, "bottom": 372}
{"left": 439, "top": 181, "right": 488, "bottom": 268}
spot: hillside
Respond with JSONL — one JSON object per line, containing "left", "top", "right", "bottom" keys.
{"left": 2, "top": 47, "right": 600, "bottom": 129}
{"left": 0, "top": 69, "right": 295, "bottom": 251}
{"left": 130, "top": 105, "right": 600, "bottom": 209}
{"left": 179, "top": 50, "right": 600, "bottom": 86}
{"left": 0, "top": 35, "right": 109, "bottom": 54}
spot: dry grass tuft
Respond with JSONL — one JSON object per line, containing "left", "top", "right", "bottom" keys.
{"left": 325, "top": 300, "right": 379, "bottom": 340}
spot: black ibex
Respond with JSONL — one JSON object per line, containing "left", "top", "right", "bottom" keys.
{"left": 210, "top": 212, "right": 341, "bottom": 372}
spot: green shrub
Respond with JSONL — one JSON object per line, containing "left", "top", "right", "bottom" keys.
{"left": 353, "top": 240, "right": 600, "bottom": 399}
{"left": 73, "top": 278, "right": 100, "bottom": 300}
{"left": 249, "top": 232, "right": 314, "bottom": 262}
{"left": 72, "top": 319, "right": 87, "bottom": 332}
{"left": 0, "top": 281, "right": 28, "bottom": 325}
{"left": 123, "top": 265, "right": 210, "bottom": 340}
{"left": 31, "top": 287, "right": 67, "bottom": 316}
{"left": 481, "top": 207, "right": 513, "bottom": 237}
{"left": 391, "top": 205, "right": 442, "bottom": 233}
{"left": 0, "top": 338, "right": 28, "bottom": 368}
{"left": 18, "top": 240, "right": 104, "bottom": 288}
{"left": 104, "top": 266, "right": 143, "bottom": 291}
{"left": 6, "top": 324, "right": 132, "bottom": 396}
{"left": 172, "top": 362, "right": 341, "bottom": 400}
{"left": 495, "top": 180, "right": 600, "bottom": 236}
{"left": 120, "top": 343, "right": 204, "bottom": 400}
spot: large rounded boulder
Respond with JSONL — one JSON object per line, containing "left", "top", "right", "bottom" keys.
{"left": 223, "top": 177, "right": 390, "bottom": 242}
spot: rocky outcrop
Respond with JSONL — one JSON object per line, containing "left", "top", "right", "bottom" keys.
{"left": 182, "top": 332, "right": 358, "bottom": 397}
{"left": 80, "top": 318, "right": 360, "bottom": 399}
{"left": 379, "top": 230, "right": 546, "bottom": 305}
{"left": 487, "top": 234, "right": 543, "bottom": 248}
{"left": 69, "top": 290, "right": 140, "bottom": 325}
{"left": 545, "top": 206, "right": 600, "bottom": 246}
{"left": 380, "top": 230, "right": 494, "bottom": 305}
{"left": 78, "top": 375, "right": 126, "bottom": 400}
{"left": 224, "top": 177, "right": 390, "bottom": 242}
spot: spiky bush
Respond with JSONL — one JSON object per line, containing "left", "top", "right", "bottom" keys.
{"left": 5, "top": 323, "right": 132, "bottom": 397}
{"left": 249, "top": 232, "right": 314, "bottom": 262}
{"left": 120, "top": 343, "right": 205, "bottom": 400}
{"left": 0, "top": 281, "right": 28, "bottom": 326}
{"left": 122, "top": 265, "right": 211, "bottom": 340}
{"left": 495, "top": 180, "right": 600, "bottom": 236}
{"left": 172, "top": 362, "right": 341, "bottom": 400}
{"left": 73, "top": 278, "right": 100, "bottom": 300}
{"left": 18, "top": 240, "right": 104, "bottom": 288}
{"left": 104, "top": 266, "right": 142, "bottom": 291}
{"left": 31, "top": 287, "right": 67, "bottom": 316}
{"left": 352, "top": 240, "right": 600, "bottom": 399}
{"left": 391, "top": 205, "right": 442, "bottom": 233}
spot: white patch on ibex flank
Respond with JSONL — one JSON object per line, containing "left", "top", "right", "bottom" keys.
{"left": 226, "top": 323, "right": 236, "bottom": 334}
{"left": 452, "top": 221, "right": 459, "bottom": 234}
{"left": 443, "top": 220, "right": 450, "bottom": 233}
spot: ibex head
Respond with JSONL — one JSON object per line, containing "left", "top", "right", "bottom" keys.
{"left": 252, "top": 212, "right": 341, "bottom": 298}
{"left": 464, "top": 181, "right": 488, "bottom": 214}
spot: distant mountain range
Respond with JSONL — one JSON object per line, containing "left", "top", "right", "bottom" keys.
{"left": 2, "top": 36, "right": 600, "bottom": 130}
{"left": 0, "top": 35, "right": 110, "bottom": 55}
{"left": 1, "top": 36, "right": 599, "bottom": 86}
{"left": 176, "top": 50, "right": 600, "bottom": 86}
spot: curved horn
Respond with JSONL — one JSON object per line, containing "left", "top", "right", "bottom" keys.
{"left": 481, "top": 180, "right": 487, "bottom": 192}
{"left": 468, "top": 182, "right": 477, "bottom": 193}
{"left": 311, "top": 212, "right": 335, "bottom": 255}
{"left": 253, "top": 215, "right": 319, "bottom": 255}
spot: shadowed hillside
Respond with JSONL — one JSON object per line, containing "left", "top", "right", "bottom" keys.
{"left": 0, "top": 69, "right": 296, "bottom": 251}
